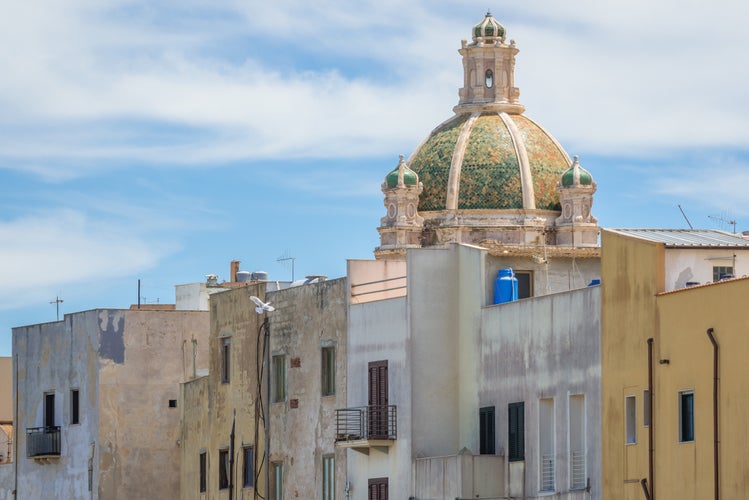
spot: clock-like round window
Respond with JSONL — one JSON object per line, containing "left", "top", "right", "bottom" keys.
{"left": 387, "top": 203, "right": 397, "bottom": 219}
{"left": 485, "top": 69, "right": 494, "bottom": 88}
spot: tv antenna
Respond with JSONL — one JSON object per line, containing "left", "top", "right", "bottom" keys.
{"left": 708, "top": 214, "right": 737, "bottom": 234}
{"left": 678, "top": 205, "right": 693, "bottom": 229}
{"left": 50, "top": 295, "right": 64, "bottom": 321}
{"left": 277, "top": 253, "right": 296, "bottom": 282}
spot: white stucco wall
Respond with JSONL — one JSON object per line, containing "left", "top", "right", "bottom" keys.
{"left": 664, "top": 248, "right": 749, "bottom": 291}
{"left": 347, "top": 296, "right": 410, "bottom": 500}
{"left": 480, "top": 285, "right": 601, "bottom": 499}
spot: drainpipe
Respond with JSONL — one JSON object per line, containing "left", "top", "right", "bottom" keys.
{"left": 647, "top": 338, "right": 654, "bottom": 500}
{"left": 706, "top": 328, "right": 719, "bottom": 500}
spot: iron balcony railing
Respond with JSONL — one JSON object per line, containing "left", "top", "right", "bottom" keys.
{"left": 335, "top": 405, "right": 397, "bottom": 441}
{"left": 27, "top": 426, "right": 61, "bottom": 458}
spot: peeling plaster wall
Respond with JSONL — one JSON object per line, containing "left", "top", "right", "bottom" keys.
{"left": 12, "top": 311, "right": 101, "bottom": 499}
{"left": 180, "top": 284, "right": 266, "bottom": 500}
{"left": 266, "top": 278, "right": 348, "bottom": 500}
{"left": 97, "top": 309, "right": 210, "bottom": 500}
{"left": 481, "top": 286, "right": 601, "bottom": 499}
{"left": 664, "top": 248, "right": 749, "bottom": 291}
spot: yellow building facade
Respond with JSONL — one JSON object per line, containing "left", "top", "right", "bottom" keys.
{"left": 601, "top": 228, "right": 749, "bottom": 499}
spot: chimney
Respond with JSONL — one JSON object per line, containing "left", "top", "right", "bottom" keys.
{"left": 230, "top": 260, "right": 240, "bottom": 283}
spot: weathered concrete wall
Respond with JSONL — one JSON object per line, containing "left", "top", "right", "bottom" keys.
{"left": 267, "top": 277, "right": 347, "bottom": 500}
{"left": 181, "top": 283, "right": 265, "bottom": 500}
{"left": 13, "top": 311, "right": 101, "bottom": 499}
{"left": 97, "top": 308, "right": 210, "bottom": 500}
{"left": 0, "top": 464, "right": 12, "bottom": 500}
{"left": 0, "top": 358, "right": 11, "bottom": 423}
{"left": 481, "top": 285, "right": 601, "bottom": 499}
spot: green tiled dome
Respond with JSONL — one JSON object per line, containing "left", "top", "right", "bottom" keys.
{"left": 408, "top": 112, "right": 571, "bottom": 211}
{"left": 473, "top": 11, "right": 505, "bottom": 42}
{"left": 386, "top": 164, "right": 419, "bottom": 188}
{"left": 561, "top": 156, "right": 593, "bottom": 187}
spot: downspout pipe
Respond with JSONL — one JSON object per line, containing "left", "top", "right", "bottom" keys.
{"left": 647, "top": 338, "right": 654, "bottom": 500}
{"left": 706, "top": 328, "right": 719, "bottom": 500}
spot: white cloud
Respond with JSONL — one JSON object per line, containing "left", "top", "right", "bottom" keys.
{"left": 1, "top": 0, "right": 749, "bottom": 177}
{"left": 0, "top": 209, "right": 171, "bottom": 310}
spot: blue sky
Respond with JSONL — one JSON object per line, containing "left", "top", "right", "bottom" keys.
{"left": 2, "top": 1, "right": 749, "bottom": 356}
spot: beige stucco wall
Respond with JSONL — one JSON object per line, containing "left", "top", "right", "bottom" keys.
{"left": 97, "top": 309, "right": 209, "bottom": 500}
{"left": 181, "top": 283, "right": 266, "bottom": 500}
{"left": 655, "top": 277, "right": 749, "bottom": 499}
{"left": 267, "top": 277, "right": 347, "bottom": 500}
{"left": 0, "top": 358, "right": 11, "bottom": 424}
{"left": 600, "top": 230, "right": 664, "bottom": 499}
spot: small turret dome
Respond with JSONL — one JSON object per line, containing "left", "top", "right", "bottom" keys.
{"left": 473, "top": 11, "right": 506, "bottom": 43}
{"left": 386, "top": 155, "right": 419, "bottom": 188}
{"left": 561, "top": 156, "right": 594, "bottom": 187}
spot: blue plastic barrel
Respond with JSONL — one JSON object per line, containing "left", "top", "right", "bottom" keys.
{"left": 494, "top": 268, "right": 519, "bottom": 304}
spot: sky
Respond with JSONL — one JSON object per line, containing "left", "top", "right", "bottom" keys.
{"left": 2, "top": 1, "right": 749, "bottom": 356}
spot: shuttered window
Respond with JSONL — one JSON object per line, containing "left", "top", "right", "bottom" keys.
{"left": 479, "top": 406, "right": 496, "bottom": 454}
{"left": 508, "top": 402, "right": 525, "bottom": 461}
{"left": 368, "top": 477, "right": 388, "bottom": 500}
{"left": 368, "top": 361, "right": 388, "bottom": 439}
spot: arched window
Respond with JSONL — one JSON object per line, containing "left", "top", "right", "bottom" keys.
{"left": 485, "top": 69, "right": 494, "bottom": 88}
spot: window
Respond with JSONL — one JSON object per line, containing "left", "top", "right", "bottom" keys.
{"left": 485, "top": 69, "right": 494, "bottom": 88}
{"left": 272, "top": 462, "right": 284, "bottom": 500}
{"left": 168, "top": 399, "right": 177, "bottom": 408}
{"left": 219, "top": 448, "right": 229, "bottom": 490}
{"left": 679, "top": 391, "right": 694, "bottom": 442}
{"left": 479, "top": 406, "right": 495, "bottom": 454}
{"left": 368, "top": 477, "right": 388, "bottom": 500}
{"left": 71, "top": 389, "right": 80, "bottom": 425}
{"left": 515, "top": 271, "right": 533, "bottom": 299}
{"left": 45, "top": 392, "right": 55, "bottom": 428}
{"left": 322, "top": 455, "right": 335, "bottom": 500}
{"left": 322, "top": 346, "right": 336, "bottom": 396}
{"left": 713, "top": 265, "right": 733, "bottom": 282}
{"left": 273, "top": 355, "right": 287, "bottom": 402}
{"left": 625, "top": 395, "right": 636, "bottom": 444}
{"left": 199, "top": 451, "right": 207, "bottom": 493}
{"left": 643, "top": 390, "right": 651, "bottom": 427}
{"left": 243, "top": 446, "right": 254, "bottom": 488}
{"left": 569, "top": 394, "right": 586, "bottom": 490}
{"left": 539, "top": 398, "right": 555, "bottom": 492}
{"left": 508, "top": 402, "right": 525, "bottom": 461}
{"left": 221, "top": 337, "right": 231, "bottom": 384}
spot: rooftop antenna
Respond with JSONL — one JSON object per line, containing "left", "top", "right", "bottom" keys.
{"left": 708, "top": 213, "right": 737, "bottom": 234}
{"left": 50, "top": 295, "right": 64, "bottom": 321}
{"left": 678, "top": 205, "right": 693, "bottom": 230}
{"left": 277, "top": 253, "right": 296, "bottom": 282}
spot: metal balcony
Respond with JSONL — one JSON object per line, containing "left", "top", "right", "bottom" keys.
{"left": 27, "top": 427, "right": 61, "bottom": 460}
{"left": 335, "top": 405, "right": 396, "bottom": 454}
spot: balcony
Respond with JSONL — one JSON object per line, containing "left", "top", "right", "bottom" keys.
{"left": 27, "top": 427, "right": 61, "bottom": 462}
{"left": 335, "top": 405, "right": 396, "bottom": 454}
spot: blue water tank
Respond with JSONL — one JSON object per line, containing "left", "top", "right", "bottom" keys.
{"left": 494, "top": 268, "right": 519, "bottom": 304}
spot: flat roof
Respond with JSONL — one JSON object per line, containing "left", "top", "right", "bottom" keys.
{"left": 607, "top": 228, "right": 749, "bottom": 248}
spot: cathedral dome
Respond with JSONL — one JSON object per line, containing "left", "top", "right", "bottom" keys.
{"left": 409, "top": 112, "right": 572, "bottom": 212}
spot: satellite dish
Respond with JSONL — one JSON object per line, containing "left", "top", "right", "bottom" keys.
{"left": 249, "top": 296, "right": 275, "bottom": 314}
